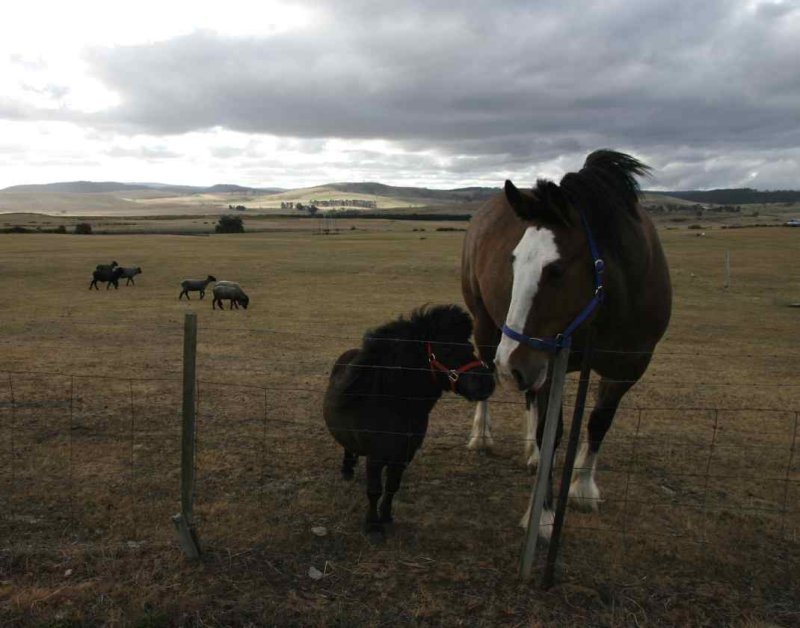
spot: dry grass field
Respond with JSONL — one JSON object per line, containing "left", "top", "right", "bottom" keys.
{"left": 0, "top": 222, "right": 798, "bottom": 626}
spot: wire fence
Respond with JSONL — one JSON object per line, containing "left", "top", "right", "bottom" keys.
{"left": 1, "top": 320, "right": 798, "bottom": 585}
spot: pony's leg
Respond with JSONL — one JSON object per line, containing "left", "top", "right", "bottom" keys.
{"left": 569, "top": 377, "right": 633, "bottom": 511}
{"left": 467, "top": 400, "right": 494, "bottom": 451}
{"left": 519, "top": 385, "right": 563, "bottom": 541}
{"left": 341, "top": 450, "right": 357, "bottom": 480}
{"left": 379, "top": 463, "right": 407, "bottom": 524}
{"left": 199, "top": 290, "right": 204, "bottom": 300}
{"left": 525, "top": 390, "right": 540, "bottom": 471}
{"left": 364, "top": 458, "right": 385, "bottom": 541}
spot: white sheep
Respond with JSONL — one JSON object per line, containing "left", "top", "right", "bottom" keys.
{"left": 212, "top": 281, "right": 249, "bottom": 310}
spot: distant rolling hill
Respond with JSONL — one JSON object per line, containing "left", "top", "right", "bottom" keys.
{"left": 2, "top": 179, "right": 797, "bottom": 217}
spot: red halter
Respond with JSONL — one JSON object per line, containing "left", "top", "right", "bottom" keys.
{"left": 425, "top": 342, "right": 486, "bottom": 392}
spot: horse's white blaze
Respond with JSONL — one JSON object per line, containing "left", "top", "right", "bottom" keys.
{"left": 495, "top": 226, "right": 560, "bottom": 381}
{"left": 569, "top": 442, "right": 600, "bottom": 511}
{"left": 467, "top": 400, "right": 493, "bottom": 451}
{"left": 525, "top": 401, "right": 540, "bottom": 469}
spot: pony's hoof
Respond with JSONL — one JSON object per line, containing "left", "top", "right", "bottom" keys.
{"left": 365, "top": 524, "right": 385, "bottom": 545}
{"left": 379, "top": 512, "right": 393, "bottom": 524}
{"left": 341, "top": 470, "right": 354, "bottom": 481}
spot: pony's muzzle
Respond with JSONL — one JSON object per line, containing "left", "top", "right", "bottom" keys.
{"left": 456, "top": 365, "right": 496, "bottom": 401}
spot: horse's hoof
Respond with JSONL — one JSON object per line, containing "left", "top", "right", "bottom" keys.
{"left": 379, "top": 512, "right": 393, "bottom": 524}
{"left": 568, "top": 482, "right": 601, "bottom": 512}
{"left": 341, "top": 470, "right": 354, "bottom": 481}
{"left": 467, "top": 435, "right": 494, "bottom": 452}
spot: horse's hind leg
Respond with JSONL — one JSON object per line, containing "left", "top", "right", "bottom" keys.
{"left": 341, "top": 450, "right": 357, "bottom": 480}
{"left": 379, "top": 463, "right": 406, "bottom": 524}
{"left": 569, "top": 377, "right": 632, "bottom": 512}
{"left": 364, "top": 458, "right": 385, "bottom": 542}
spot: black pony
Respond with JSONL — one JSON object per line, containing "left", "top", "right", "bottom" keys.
{"left": 323, "top": 304, "right": 495, "bottom": 541}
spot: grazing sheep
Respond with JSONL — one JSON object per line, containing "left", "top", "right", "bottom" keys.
{"left": 119, "top": 266, "right": 142, "bottom": 285}
{"left": 90, "top": 266, "right": 125, "bottom": 290}
{"left": 212, "top": 281, "right": 249, "bottom": 310}
{"left": 179, "top": 275, "right": 217, "bottom": 300}
{"left": 95, "top": 261, "right": 119, "bottom": 272}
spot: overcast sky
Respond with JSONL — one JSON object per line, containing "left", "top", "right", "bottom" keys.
{"left": 1, "top": 0, "right": 799, "bottom": 190}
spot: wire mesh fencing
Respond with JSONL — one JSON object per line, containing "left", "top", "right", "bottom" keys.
{"left": 1, "top": 322, "right": 798, "bottom": 585}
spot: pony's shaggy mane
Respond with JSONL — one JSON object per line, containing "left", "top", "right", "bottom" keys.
{"left": 360, "top": 304, "right": 474, "bottom": 363}
{"left": 334, "top": 304, "right": 474, "bottom": 398}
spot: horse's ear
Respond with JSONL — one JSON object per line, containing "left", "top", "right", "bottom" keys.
{"left": 504, "top": 180, "right": 533, "bottom": 220}
{"left": 505, "top": 179, "right": 573, "bottom": 227}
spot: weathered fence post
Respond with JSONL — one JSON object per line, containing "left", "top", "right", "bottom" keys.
{"left": 519, "top": 346, "right": 570, "bottom": 580}
{"left": 172, "top": 312, "right": 202, "bottom": 559}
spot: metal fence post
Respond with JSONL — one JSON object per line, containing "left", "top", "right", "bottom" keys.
{"left": 542, "top": 329, "right": 595, "bottom": 588}
{"left": 519, "top": 346, "right": 570, "bottom": 580}
{"left": 172, "top": 312, "right": 202, "bottom": 559}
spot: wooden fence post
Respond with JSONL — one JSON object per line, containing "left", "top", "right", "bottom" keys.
{"left": 519, "top": 346, "right": 570, "bottom": 580}
{"left": 172, "top": 312, "right": 202, "bottom": 559}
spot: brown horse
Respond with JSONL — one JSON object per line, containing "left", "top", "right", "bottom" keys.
{"left": 461, "top": 150, "right": 671, "bottom": 539}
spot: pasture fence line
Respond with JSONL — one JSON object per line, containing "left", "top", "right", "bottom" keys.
{"left": 0, "top": 315, "right": 798, "bottom": 589}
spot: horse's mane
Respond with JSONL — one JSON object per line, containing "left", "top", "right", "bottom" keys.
{"left": 338, "top": 304, "right": 474, "bottom": 395}
{"left": 535, "top": 149, "right": 651, "bottom": 248}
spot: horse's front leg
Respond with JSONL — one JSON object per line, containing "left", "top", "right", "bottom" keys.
{"left": 525, "top": 390, "right": 540, "bottom": 471}
{"left": 519, "top": 385, "right": 563, "bottom": 542}
{"left": 464, "top": 305, "right": 498, "bottom": 452}
{"left": 467, "top": 400, "right": 494, "bottom": 451}
{"left": 569, "top": 377, "right": 632, "bottom": 512}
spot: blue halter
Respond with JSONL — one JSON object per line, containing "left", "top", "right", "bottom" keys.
{"left": 501, "top": 211, "right": 604, "bottom": 352}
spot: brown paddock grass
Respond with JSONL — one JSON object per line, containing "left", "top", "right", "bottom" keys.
{"left": 0, "top": 225, "right": 798, "bottom": 626}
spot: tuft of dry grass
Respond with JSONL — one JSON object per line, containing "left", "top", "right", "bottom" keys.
{"left": 0, "top": 225, "right": 798, "bottom": 626}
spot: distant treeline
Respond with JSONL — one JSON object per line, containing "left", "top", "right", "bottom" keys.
{"left": 652, "top": 188, "right": 800, "bottom": 205}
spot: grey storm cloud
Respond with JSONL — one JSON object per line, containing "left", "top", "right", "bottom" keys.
{"left": 15, "top": 0, "right": 800, "bottom": 188}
